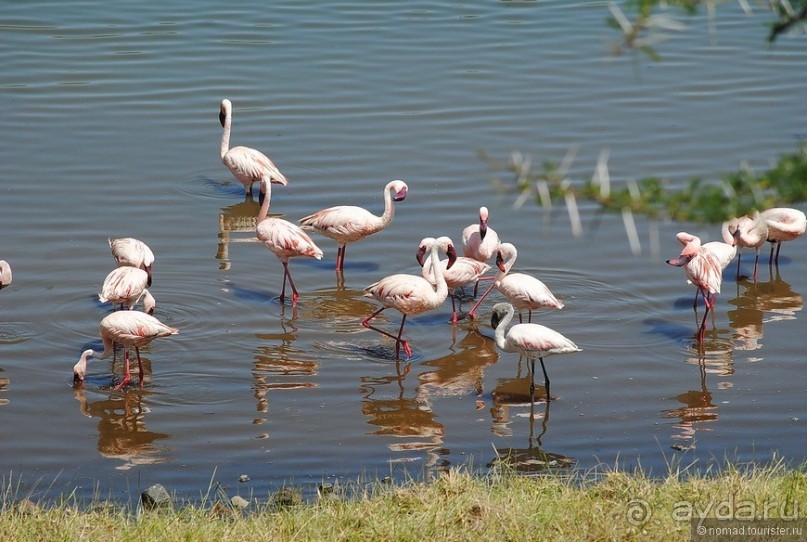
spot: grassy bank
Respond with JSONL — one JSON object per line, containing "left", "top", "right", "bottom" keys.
{"left": 3, "top": 461, "right": 806, "bottom": 541}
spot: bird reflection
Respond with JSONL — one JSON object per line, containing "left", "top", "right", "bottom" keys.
{"left": 360, "top": 362, "right": 446, "bottom": 468}
{"left": 215, "top": 196, "right": 260, "bottom": 270}
{"left": 0, "top": 367, "right": 8, "bottom": 406}
{"left": 252, "top": 319, "right": 318, "bottom": 421}
{"left": 727, "top": 272, "right": 802, "bottom": 353}
{"left": 295, "top": 285, "right": 379, "bottom": 334}
{"left": 72, "top": 387, "right": 170, "bottom": 470}
{"left": 663, "top": 358, "right": 718, "bottom": 449}
{"left": 415, "top": 327, "right": 499, "bottom": 406}
{"left": 487, "top": 400, "right": 574, "bottom": 474}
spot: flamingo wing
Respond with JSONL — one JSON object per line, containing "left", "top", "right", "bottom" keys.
{"left": 257, "top": 218, "right": 323, "bottom": 259}
{"left": 498, "top": 273, "right": 563, "bottom": 310}
{"left": 224, "top": 146, "right": 287, "bottom": 186}
{"left": 299, "top": 206, "right": 382, "bottom": 243}
{"left": 507, "top": 323, "right": 580, "bottom": 357}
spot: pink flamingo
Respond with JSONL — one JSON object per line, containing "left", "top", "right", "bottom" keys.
{"left": 760, "top": 207, "right": 807, "bottom": 265}
{"left": 490, "top": 302, "right": 580, "bottom": 400}
{"left": 109, "top": 237, "right": 154, "bottom": 286}
{"left": 72, "top": 311, "right": 178, "bottom": 390}
{"left": 728, "top": 211, "right": 767, "bottom": 281}
{"left": 675, "top": 227, "right": 736, "bottom": 307}
{"left": 0, "top": 260, "right": 11, "bottom": 290}
{"left": 363, "top": 236, "right": 457, "bottom": 358}
{"left": 98, "top": 266, "right": 156, "bottom": 314}
{"left": 666, "top": 233, "right": 723, "bottom": 341}
{"left": 256, "top": 178, "right": 323, "bottom": 305}
{"left": 298, "top": 179, "right": 408, "bottom": 271}
{"left": 469, "top": 242, "right": 563, "bottom": 322}
{"left": 219, "top": 98, "right": 288, "bottom": 197}
{"left": 417, "top": 238, "right": 491, "bottom": 324}
{"left": 462, "top": 206, "right": 500, "bottom": 295}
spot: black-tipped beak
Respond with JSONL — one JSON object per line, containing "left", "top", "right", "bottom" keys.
{"left": 479, "top": 221, "right": 488, "bottom": 241}
{"left": 416, "top": 246, "right": 427, "bottom": 266}
{"left": 393, "top": 188, "right": 407, "bottom": 202}
{"left": 496, "top": 251, "right": 505, "bottom": 272}
{"left": 219, "top": 108, "right": 226, "bottom": 127}
{"left": 446, "top": 245, "right": 457, "bottom": 269}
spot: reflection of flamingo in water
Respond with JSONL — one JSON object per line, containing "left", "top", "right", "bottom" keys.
{"left": 255, "top": 178, "right": 323, "bottom": 305}
{"left": 417, "top": 238, "right": 490, "bottom": 324}
{"left": 0, "top": 260, "right": 11, "bottom": 290}
{"left": 729, "top": 211, "right": 767, "bottom": 282}
{"left": 362, "top": 236, "right": 457, "bottom": 359}
{"left": 98, "top": 266, "right": 156, "bottom": 314}
{"left": 299, "top": 179, "right": 408, "bottom": 271}
{"left": 219, "top": 98, "right": 288, "bottom": 197}
{"left": 666, "top": 232, "right": 723, "bottom": 341}
{"left": 73, "top": 311, "right": 178, "bottom": 390}
{"left": 760, "top": 207, "right": 806, "bottom": 266}
{"left": 109, "top": 237, "right": 154, "bottom": 286}
{"left": 490, "top": 302, "right": 580, "bottom": 401}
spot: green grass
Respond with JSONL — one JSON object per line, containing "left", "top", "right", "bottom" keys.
{"left": 3, "top": 459, "right": 807, "bottom": 541}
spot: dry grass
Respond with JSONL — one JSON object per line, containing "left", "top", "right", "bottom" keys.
{"left": 2, "top": 458, "right": 807, "bottom": 541}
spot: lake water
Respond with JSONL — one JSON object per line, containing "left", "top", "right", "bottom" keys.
{"left": 2, "top": 1, "right": 807, "bottom": 505}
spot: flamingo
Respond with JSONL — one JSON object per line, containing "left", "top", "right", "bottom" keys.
{"left": 256, "top": 178, "right": 323, "bottom": 305}
{"left": 760, "top": 207, "right": 807, "bottom": 265}
{"left": 417, "top": 239, "right": 491, "bottom": 324}
{"left": 98, "top": 266, "right": 156, "bottom": 314}
{"left": 468, "top": 242, "right": 563, "bottom": 322}
{"left": 362, "top": 236, "right": 457, "bottom": 358}
{"left": 0, "top": 260, "right": 11, "bottom": 290}
{"left": 298, "top": 179, "right": 408, "bottom": 271}
{"left": 666, "top": 233, "right": 723, "bottom": 341}
{"left": 490, "top": 302, "right": 580, "bottom": 400}
{"left": 219, "top": 98, "right": 288, "bottom": 197}
{"left": 462, "top": 206, "right": 501, "bottom": 296}
{"left": 728, "top": 210, "right": 767, "bottom": 281}
{"left": 72, "top": 311, "right": 178, "bottom": 390}
{"left": 109, "top": 237, "right": 154, "bottom": 287}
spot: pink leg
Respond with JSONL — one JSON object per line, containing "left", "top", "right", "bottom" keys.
{"left": 394, "top": 315, "right": 411, "bottom": 359}
{"left": 281, "top": 262, "right": 300, "bottom": 305}
{"left": 336, "top": 245, "right": 346, "bottom": 271}
{"left": 362, "top": 307, "right": 411, "bottom": 359}
{"left": 451, "top": 295, "right": 458, "bottom": 325}
{"left": 468, "top": 281, "right": 497, "bottom": 320}
{"left": 114, "top": 348, "right": 131, "bottom": 391}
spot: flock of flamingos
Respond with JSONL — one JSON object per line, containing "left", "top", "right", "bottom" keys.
{"left": 1, "top": 98, "right": 804, "bottom": 400}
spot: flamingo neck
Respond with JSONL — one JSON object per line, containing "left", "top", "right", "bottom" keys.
{"left": 720, "top": 221, "right": 733, "bottom": 245}
{"left": 493, "top": 305, "right": 514, "bottom": 352}
{"left": 257, "top": 181, "right": 272, "bottom": 224}
{"left": 428, "top": 242, "right": 449, "bottom": 300}
{"left": 220, "top": 108, "right": 232, "bottom": 160}
{"left": 378, "top": 184, "right": 397, "bottom": 226}
{"left": 496, "top": 244, "right": 517, "bottom": 281}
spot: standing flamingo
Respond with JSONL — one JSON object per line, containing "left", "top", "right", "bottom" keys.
{"left": 462, "top": 206, "right": 501, "bottom": 296}
{"left": 109, "top": 237, "right": 155, "bottom": 287}
{"left": 675, "top": 228, "right": 736, "bottom": 306}
{"left": 490, "top": 302, "right": 580, "bottom": 400}
{"left": 468, "top": 242, "right": 563, "bottom": 322}
{"left": 298, "top": 179, "right": 408, "bottom": 271}
{"left": 72, "top": 311, "right": 178, "bottom": 390}
{"left": 728, "top": 211, "right": 767, "bottom": 281}
{"left": 760, "top": 207, "right": 807, "bottom": 265}
{"left": 219, "top": 98, "right": 288, "bottom": 197}
{"left": 418, "top": 238, "right": 490, "bottom": 324}
{"left": 0, "top": 260, "right": 11, "bottom": 290}
{"left": 98, "top": 266, "right": 156, "bottom": 314}
{"left": 666, "top": 233, "right": 723, "bottom": 341}
{"left": 362, "top": 236, "right": 457, "bottom": 358}
{"left": 256, "top": 178, "right": 323, "bottom": 305}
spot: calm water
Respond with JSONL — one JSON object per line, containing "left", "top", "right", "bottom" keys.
{"left": 2, "top": 1, "right": 807, "bottom": 504}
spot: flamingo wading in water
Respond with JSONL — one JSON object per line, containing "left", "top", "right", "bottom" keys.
{"left": 469, "top": 242, "right": 563, "bottom": 322}
{"left": 299, "top": 179, "right": 408, "bottom": 271}
{"left": 109, "top": 237, "right": 154, "bottom": 286}
{"left": 729, "top": 211, "right": 767, "bottom": 282}
{"left": 98, "top": 266, "right": 156, "bottom": 314}
{"left": 417, "top": 238, "right": 490, "bottom": 324}
{"left": 72, "top": 311, "right": 178, "bottom": 390}
{"left": 0, "top": 260, "right": 11, "bottom": 290}
{"left": 666, "top": 233, "right": 723, "bottom": 341}
{"left": 363, "top": 236, "right": 457, "bottom": 359}
{"left": 462, "top": 206, "right": 500, "bottom": 296}
{"left": 219, "top": 98, "right": 288, "bottom": 197}
{"left": 490, "top": 302, "right": 581, "bottom": 400}
{"left": 760, "top": 207, "right": 807, "bottom": 266}
{"left": 256, "top": 178, "right": 323, "bottom": 305}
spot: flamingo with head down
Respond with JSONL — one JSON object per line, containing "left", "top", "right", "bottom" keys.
{"left": 219, "top": 98, "right": 288, "bottom": 197}
{"left": 0, "top": 260, "right": 11, "bottom": 290}
{"left": 109, "top": 237, "right": 154, "bottom": 287}
{"left": 299, "top": 179, "right": 408, "bottom": 271}
{"left": 73, "top": 310, "right": 178, "bottom": 390}
{"left": 728, "top": 211, "right": 767, "bottom": 282}
{"left": 363, "top": 236, "right": 457, "bottom": 358}
{"left": 98, "top": 266, "right": 156, "bottom": 314}
{"left": 760, "top": 207, "right": 806, "bottom": 265}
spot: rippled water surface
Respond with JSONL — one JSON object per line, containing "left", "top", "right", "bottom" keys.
{"left": 2, "top": 1, "right": 807, "bottom": 503}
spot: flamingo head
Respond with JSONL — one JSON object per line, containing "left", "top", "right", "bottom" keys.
{"left": 72, "top": 350, "right": 92, "bottom": 386}
{"left": 490, "top": 302, "right": 513, "bottom": 331}
{"left": 390, "top": 180, "right": 408, "bottom": 202}
{"left": 415, "top": 237, "right": 435, "bottom": 267}
{"left": 445, "top": 242, "right": 457, "bottom": 270}
{"left": 219, "top": 99, "right": 232, "bottom": 128}
{"left": 495, "top": 250, "right": 506, "bottom": 272}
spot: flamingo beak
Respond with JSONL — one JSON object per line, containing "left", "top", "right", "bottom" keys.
{"left": 479, "top": 220, "right": 488, "bottom": 241}
{"left": 393, "top": 187, "right": 407, "bottom": 202}
{"left": 145, "top": 266, "right": 153, "bottom": 287}
{"left": 445, "top": 244, "right": 457, "bottom": 269}
{"left": 666, "top": 254, "right": 692, "bottom": 267}
{"left": 415, "top": 245, "right": 427, "bottom": 266}
{"left": 219, "top": 107, "right": 226, "bottom": 127}
{"left": 496, "top": 251, "right": 506, "bottom": 272}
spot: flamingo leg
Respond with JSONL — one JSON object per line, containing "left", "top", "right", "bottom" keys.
{"left": 281, "top": 262, "right": 300, "bottom": 305}
{"left": 539, "top": 357, "right": 550, "bottom": 399}
{"left": 279, "top": 266, "right": 288, "bottom": 302}
{"left": 753, "top": 252, "right": 760, "bottom": 282}
{"left": 362, "top": 307, "right": 411, "bottom": 359}
{"left": 135, "top": 347, "right": 144, "bottom": 388}
{"left": 775, "top": 242, "right": 782, "bottom": 265}
{"left": 468, "top": 280, "right": 497, "bottom": 319}
{"left": 336, "top": 245, "right": 346, "bottom": 271}
{"left": 451, "top": 295, "right": 459, "bottom": 325}
{"left": 114, "top": 348, "right": 131, "bottom": 391}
